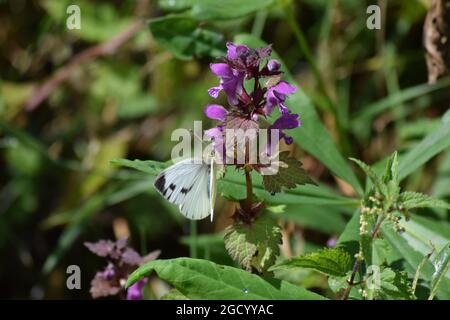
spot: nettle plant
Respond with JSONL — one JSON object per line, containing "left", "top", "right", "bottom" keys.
{"left": 113, "top": 40, "right": 450, "bottom": 300}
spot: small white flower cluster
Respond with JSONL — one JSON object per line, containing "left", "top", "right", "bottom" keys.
{"left": 359, "top": 196, "right": 382, "bottom": 235}
{"left": 359, "top": 195, "right": 406, "bottom": 235}
{"left": 358, "top": 288, "right": 369, "bottom": 299}
{"left": 386, "top": 209, "right": 405, "bottom": 233}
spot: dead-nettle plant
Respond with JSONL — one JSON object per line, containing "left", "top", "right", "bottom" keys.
{"left": 85, "top": 238, "right": 160, "bottom": 300}
{"left": 204, "top": 42, "right": 317, "bottom": 273}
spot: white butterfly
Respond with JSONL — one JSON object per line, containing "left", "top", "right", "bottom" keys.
{"left": 154, "top": 157, "right": 218, "bottom": 221}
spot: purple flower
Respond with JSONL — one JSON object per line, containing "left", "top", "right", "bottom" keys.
{"left": 226, "top": 42, "right": 250, "bottom": 60}
{"left": 127, "top": 278, "right": 148, "bottom": 300}
{"left": 263, "top": 81, "right": 297, "bottom": 115}
{"left": 209, "top": 63, "right": 245, "bottom": 106}
{"left": 204, "top": 104, "right": 228, "bottom": 121}
{"left": 326, "top": 237, "right": 337, "bottom": 248}
{"left": 269, "top": 113, "right": 301, "bottom": 145}
{"left": 204, "top": 41, "right": 302, "bottom": 154}
{"left": 267, "top": 59, "right": 281, "bottom": 72}
{"left": 205, "top": 126, "right": 226, "bottom": 161}
{"left": 85, "top": 239, "right": 160, "bottom": 300}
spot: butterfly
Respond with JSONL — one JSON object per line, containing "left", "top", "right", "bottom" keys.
{"left": 154, "top": 156, "right": 218, "bottom": 221}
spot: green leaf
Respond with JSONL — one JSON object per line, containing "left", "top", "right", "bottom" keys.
{"left": 382, "top": 151, "right": 399, "bottom": 186}
{"left": 158, "top": 0, "right": 195, "bottom": 12}
{"left": 336, "top": 210, "right": 361, "bottom": 257}
{"left": 110, "top": 158, "right": 168, "bottom": 175}
{"left": 149, "top": 16, "right": 225, "bottom": 60}
{"left": 349, "top": 157, "right": 381, "bottom": 191}
{"left": 117, "top": 94, "right": 159, "bottom": 119}
{"left": 262, "top": 151, "right": 316, "bottom": 193}
{"left": 126, "top": 258, "right": 326, "bottom": 300}
{"left": 161, "top": 288, "right": 190, "bottom": 300}
{"left": 360, "top": 233, "right": 373, "bottom": 267}
{"left": 224, "top": 213, "right": 282, "bottom": 272}
{"left": 398, "top": 109, "right": 450, "bottom": 180}
{"left": 352, "top": 78, "right": 450, "bottom": 140}
{"left": 278, "top": 204, "right": 347, "bottom": 235}
{"left": 191, "top": 0, "right": 274, "bottom": 20}
{"left": 398, "top": 191, "right": 450, "bottom": 210}
{"left": 365, "top": 267, "right": 415, "bottom": 300}
{"left": 234, "top": 34, "right": 363, "bottom": 196}
{"left": 429, "top": 243, "right": 450, "bottom": 300}
{"left": 270, "top": 247, "right": 352, "bottom": 277}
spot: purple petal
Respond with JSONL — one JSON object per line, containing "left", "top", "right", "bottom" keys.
{"left": 267, "top": 59, "right": 281, "bottom": 72}
{"left": 283, "top": 135, "right": 294, "bottom": 145}
{"left": 273, "top": 81, "right": 297, "bottom": 95}
{"left": 263, "top": 102, "right": 276, "bottom": 116}
{"left": 204, "top": 104, "right": 228, "bottom": 121}
{"left": 271, "top": 113, "right": 301, "bottom": 130}
{"left": 210, "top": 63, "right": 232, "bottom": 77}
{"left": 279, "top": 102, "right": 290, "bottom": 114}
{"left": 127, "top": 278, "right": 148, "bottom": 300}
{"left": 226, "top": 42, "right": 249, "bottom": 60}
{"left": 208, "top": 86, "right": 222, "bottom": 98}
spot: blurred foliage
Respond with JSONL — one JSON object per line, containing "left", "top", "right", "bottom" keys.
{"left": 0, "top": 0, "right": 449, "bottom": 299}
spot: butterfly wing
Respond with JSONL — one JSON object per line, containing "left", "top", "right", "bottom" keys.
{"left": 154, "top": 159, "right": 213, "bottom": 220}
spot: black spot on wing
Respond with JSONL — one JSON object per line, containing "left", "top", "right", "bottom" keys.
{"left": 169, "top": 184, "right": 176, "bottom": 191}
{"left": 154, "top": 174, "right": 166, "bottom": 194}
{"left": 181, "top": 186, "right": 193, "bottom": 194}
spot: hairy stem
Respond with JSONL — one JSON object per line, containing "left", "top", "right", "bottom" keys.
{"left": 341, "top": 215, "right": 385, "bottom": 300}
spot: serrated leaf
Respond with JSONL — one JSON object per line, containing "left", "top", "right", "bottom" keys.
{"left": 366, "top": 267, "right": 416, "bottom": 300}
{"left": 126, "top": 258, "right": 326, "bottom": 300}
{"left": 270, "top": 247, "right": 352, "bottom": 277}
{"left": 350, "top": 158, "right": 381, "bottom": 191}
{"left": 398, "top": 191, "right": 450, "bottom": 210}
{"left": 262, "top": 151, "right": 316, "bottom": 193}
{"left": 224, "top": 214, "right": 281, "bottom": 272}
{"left": 381, "top": 151, "right": 398, "bottom": 185}
{"left": 382, "top": 152, "right": 400, "bottom": 201}
{"left": 429, "top": 243, "right": 450, "bottom": 300}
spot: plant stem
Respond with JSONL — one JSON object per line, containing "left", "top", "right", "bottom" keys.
{"left": 413, "top": 249, "right": 433, "bottom": 294}
{"left": 251, "top": 10, "right": 267, "bottom": 39}
{"left": 341, "top": 215, "right": 385, "bottom": 300}
{"left": 190, "top": 220, "right": 197, "bottom": 259}
{"left": 245, "top": 169, "right": 253, "bottom": 211}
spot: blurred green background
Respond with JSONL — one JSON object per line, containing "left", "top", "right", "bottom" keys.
{"left": 0, "top": 0, "right": 449, "bottom": 299}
